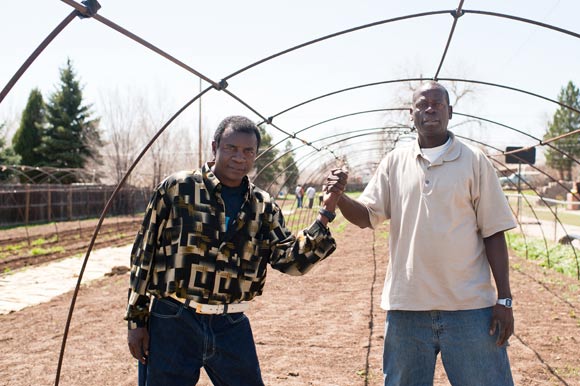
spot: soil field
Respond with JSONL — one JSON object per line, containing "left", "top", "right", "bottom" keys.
{"left": 0, "top": 219, "right": 579, "bottom": 385}
{"left": 0, "top": 216, "right": 142, "bottom": 272}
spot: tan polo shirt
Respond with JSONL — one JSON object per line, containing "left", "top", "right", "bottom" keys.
{"left": 359, "top": 132, "right": 516, "bottom": 311}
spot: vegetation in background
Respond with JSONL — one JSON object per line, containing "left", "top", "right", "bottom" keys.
{"left": 0, "top": 123, "right": 21, "bottom": 181}
{"left": 280, "top": 141, "right": 299, "bottom": 189}
{"left": 30, "top": 246, "right": 65, "bottom": 256}
{"left": 253, "top": 125, "right": 279, "bottom": 191}
{"left": 506, "top": 231, "right": 579, "bottom": 279}
{"left": 253, "top": 125, "right": 298, "bottom": 195}
{"left": 12, "top": 88, "right": 45, "bottom": 167}
{"left": 544, "top": 80, "right": 580, "bottom": 180}
{"left": 35, "top": 58, "right": 102, "bottom": 182}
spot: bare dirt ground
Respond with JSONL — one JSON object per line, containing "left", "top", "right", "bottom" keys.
{"left": 0, "top": 219, "right": 579, "bottom": 386}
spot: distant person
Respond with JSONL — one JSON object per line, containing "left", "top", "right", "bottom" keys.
{"left": 325, "top": 81, "right": 516, "bottom": 386}
{"left": 305, "top": 186, "right": 316, "bottom": 209}
{"left": 295, "top": 184, "right": 304, "bottom": 208}
{"left": 126, "top": 115, "right": 343, "bottom": 386}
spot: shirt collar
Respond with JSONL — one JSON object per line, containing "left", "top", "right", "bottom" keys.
{"left": 202, "top": 161, "right": 252, "bottom": 197}
{"left": 412, "top": 131, "right": 461, "bottom": 165}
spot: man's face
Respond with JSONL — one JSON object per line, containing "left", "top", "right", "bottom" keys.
{"left": 212, "top": 127, "right": 258, "bottom": 187}
{"left": 410, "top": 86, "right": 452, "bottom": 146}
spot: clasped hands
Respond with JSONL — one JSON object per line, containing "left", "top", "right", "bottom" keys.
{"left": 321, "top": 167, "right": 348, "bottom": 211}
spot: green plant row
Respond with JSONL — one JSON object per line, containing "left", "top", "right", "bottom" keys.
{"left": 506, "top": 231, "right": 579, "bottom": 279}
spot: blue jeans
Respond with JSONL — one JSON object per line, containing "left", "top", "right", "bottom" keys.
{"left": 296, "top": 196, "right": 303, "bottom": 208}
{"left": 140, "top": 297, "right": 264, "bottom": 386}
{"left": 383, "top": 307, "right": 513, "bottom": 386}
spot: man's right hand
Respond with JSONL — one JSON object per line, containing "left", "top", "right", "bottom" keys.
{"left": 128, "top": 327, "right": 149, "bottom": 364}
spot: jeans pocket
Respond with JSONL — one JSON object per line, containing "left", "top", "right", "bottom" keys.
{"left": 225, "top": 312, "right": 247, "bottom": 324}
{"left": 151, "top": 298, "right": 183, "bottom": 319}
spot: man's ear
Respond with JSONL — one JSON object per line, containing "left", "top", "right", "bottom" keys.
{"left": 211, "top": 141, "right": 217, "bottom": 156}
{"left": 448, "top": 105, "right": 453, "bottom": 120}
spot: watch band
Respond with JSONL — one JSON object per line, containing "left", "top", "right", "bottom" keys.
{"left": 318, "top": 207, "right": 336, "bottom": 222}
{"left": 496, "top": 298, "right": 513, "bottom": 308}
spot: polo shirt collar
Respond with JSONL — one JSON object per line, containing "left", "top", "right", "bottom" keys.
{"left": 413, "top": 131, "right": 462, "bottom": 165}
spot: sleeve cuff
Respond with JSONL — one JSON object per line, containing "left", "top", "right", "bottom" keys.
{"left": 307, "top": 219, "right": 330, "bottom": 237}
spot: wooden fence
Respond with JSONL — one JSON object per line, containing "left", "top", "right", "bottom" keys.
{"left": 0, "top": 184, "right": 151, "bottom": 227}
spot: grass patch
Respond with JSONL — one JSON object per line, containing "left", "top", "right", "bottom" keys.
{"left": 344, "top": 191, "right": 362, "bottom": 199}
{"left": 31, "top": 247, "right": 48, "bottom": 256}
{"left": 505, "top": 195, "right": 580, "bottom": 226}
{"left": 506, "top": 231, "right": 580, "bottom": 279}
{"left": 31, "top": 238, "right": 47, "bottom": 247}
{"left": 30, "top": 246, "right": 65, "bottom": 256}
{"left": 3, "top": 243, "right": 25, "bottom": 252}
{"left": 332, "top": 218, "right": 348, "bottom": 234}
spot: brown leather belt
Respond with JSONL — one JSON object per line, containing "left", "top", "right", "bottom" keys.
{"left": 169, "top": 293, "right": 249, "bottom": 314}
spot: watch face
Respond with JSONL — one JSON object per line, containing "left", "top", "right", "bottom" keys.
{"left": 498, "top": 298, "right": 512, "bottom": 307}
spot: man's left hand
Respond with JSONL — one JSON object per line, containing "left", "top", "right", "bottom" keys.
{"left": 489, "top": 305, "right": 514, "bottom": 346}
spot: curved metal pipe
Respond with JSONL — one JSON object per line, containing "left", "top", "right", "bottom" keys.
{"left": 54, "top": 87, "right": 211, "bottom": 385}
{"left": 0, "top": 10, "right": 78, "bottom": 104}
{"left": 434, "top": 0, "right": 466, "bottom": 79}
{"left": 223, "top": 11, "right": 452, "bottom": 81}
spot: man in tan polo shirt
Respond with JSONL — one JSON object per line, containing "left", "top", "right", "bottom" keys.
{"left": 325, "top": 81, "right": 516, "bottom": 386}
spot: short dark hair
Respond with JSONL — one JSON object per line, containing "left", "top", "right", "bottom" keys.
{"left": 414, "top": 81, "right": 450, "bottom": 105}
{"left": 214, "top": 115, "right": 261, "bottom": 150}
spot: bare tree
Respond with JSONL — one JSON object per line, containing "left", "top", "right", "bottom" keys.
{"left": 98, "top": 86, "right": 216, "bottom": 188}
{"left": 99, "top": 88, "right": 142, "bottom": 185}
{"left": 134, "top": 91, "right": 202, "bottom": 189}
{"left": 135, "top": 99, "right": 172, "bottom": 189}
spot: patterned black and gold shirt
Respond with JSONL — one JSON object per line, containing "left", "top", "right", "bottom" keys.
{"left": 125, "top": 163, "right": 336, "bottom": 329}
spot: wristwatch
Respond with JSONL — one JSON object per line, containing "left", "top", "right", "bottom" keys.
{"left": 496, "top": 298, "right": 513, "bottom": 308}
{"left": 318, "top": 207, "right": 336, "bottom": 222}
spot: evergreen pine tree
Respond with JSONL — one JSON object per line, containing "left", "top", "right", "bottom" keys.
{"left": 36, "top": 59, "right": 102, "bottom": 182}
{"left": 253, "top": 125, "right": 280, "bottom": 192}
{"left": 12, "top": 88, "right": 45, "bottom": 166}
{"left": 0, "top": 123, "right": 21, "bottom": 181}
{"left": 280, "top": 141, "right": 299, "bottom": 189}
{"left": 544, "top": 81, "right": 580, "bottom": 180}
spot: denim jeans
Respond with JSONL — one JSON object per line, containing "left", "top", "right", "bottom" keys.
{"left": 383, "top": 307, "right": 513, "bottom": 386}
{"left": 140, "top": 297, "right": 264, "bottom": 386}
{"left": 296, "top": 196, "right": 303, "bottom": 208}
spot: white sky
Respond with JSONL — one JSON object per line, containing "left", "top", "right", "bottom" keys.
{"left": 1, "top": 0, "right": 579, "bottom": 177}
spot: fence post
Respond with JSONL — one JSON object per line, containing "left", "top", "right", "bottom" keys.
{"left": 24, "top": 185, "right": 31, "bottom": 246}
{"left": 553, "top": 204, "right": 558, "bottom": 242}
{"left": 103, "top": 187, "right": 107, "bottom": 216}
{"left": 25, "top": 184, "right": 30, "bottom": 226}
{"left": 68, "top": 185, "right": 73, "bottom": 220}
{"left": 47, "top": 184, "right": 52, "bottom": 222}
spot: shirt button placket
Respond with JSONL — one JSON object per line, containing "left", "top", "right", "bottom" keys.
{"left": 423, "top": 169, "right": 431, "bottom": 193}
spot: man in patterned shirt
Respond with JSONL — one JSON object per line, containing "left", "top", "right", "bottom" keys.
{"left": 126, "top": 115, "right": 344, "bottom": 386}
